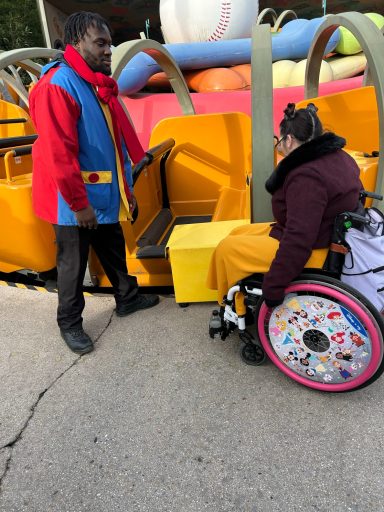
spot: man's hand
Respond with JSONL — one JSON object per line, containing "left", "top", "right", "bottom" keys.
{"left": 75, "top": 205, "right": 98, "bottom": 229}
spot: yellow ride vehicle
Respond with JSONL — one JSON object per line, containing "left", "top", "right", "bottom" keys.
{"left": 0, "top": 12, "right": 382, "bottom": 305}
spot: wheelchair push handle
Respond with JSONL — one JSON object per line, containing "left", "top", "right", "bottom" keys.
{"left": 342, "top": 211, "right": 370, "bottom": 225}
{"left": 333, "top": 211, "right": 370, "bottom": 239}
{"left": 360, "top": 190, "right": 383, "bottom": 202}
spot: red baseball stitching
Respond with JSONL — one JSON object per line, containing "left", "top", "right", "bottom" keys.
{"left": 207, "top": 1, "right": 232, "bottom": 41}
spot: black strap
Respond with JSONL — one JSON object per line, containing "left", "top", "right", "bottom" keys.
{"left": 342, "top": 266, "right": 384, "bottom": 276}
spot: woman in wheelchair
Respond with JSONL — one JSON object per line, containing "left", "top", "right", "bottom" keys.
{"left": 207, "top": 103, "right": 384, "bottom": 392}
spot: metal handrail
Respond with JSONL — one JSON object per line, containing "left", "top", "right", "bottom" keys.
{"left": 305, "top": 12, "right": 384, "bottom": 204}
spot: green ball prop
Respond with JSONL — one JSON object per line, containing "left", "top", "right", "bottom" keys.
{"left": 335, "top": 13, "right": 384, "bottom": 55}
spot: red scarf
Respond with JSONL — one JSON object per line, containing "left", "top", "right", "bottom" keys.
{"left": 63, "top": 45, "right": 145, "bottom": 196}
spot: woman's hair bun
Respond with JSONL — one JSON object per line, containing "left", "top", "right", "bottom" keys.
{"left": 283, "top": 103, "right": 296, "bottom": 120}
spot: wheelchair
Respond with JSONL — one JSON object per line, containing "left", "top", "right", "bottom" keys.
{"left": 209, "top": 192, "right": 384, "bottom": 392}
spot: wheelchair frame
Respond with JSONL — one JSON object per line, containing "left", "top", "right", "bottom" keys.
{"left": 210, "top": 192, "right": 384, "bottom": 392}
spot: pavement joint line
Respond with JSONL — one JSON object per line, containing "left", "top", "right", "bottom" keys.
{"left": 0, "top": 310, "right": 115, "bottom": 495}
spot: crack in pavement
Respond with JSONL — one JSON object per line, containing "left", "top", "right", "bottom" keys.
{"left": 0, "top": 448, "right": 11, "bottom": 486}
{"left": 0, "top": 311, "right": 114, "bottom": 495}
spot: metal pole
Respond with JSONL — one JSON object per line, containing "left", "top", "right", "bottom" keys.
{"left": 112, "top": 39, "right": 195, "bottom": 116}
{"left": 251, "top": 24, "right": 274, "bottom": 222}
{"left": 322, "top": 0, "right": 327, "bottom": 16}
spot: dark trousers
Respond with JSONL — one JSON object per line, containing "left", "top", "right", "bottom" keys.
{"left": 53, "top": 223, "right": 138, "bottom": 330}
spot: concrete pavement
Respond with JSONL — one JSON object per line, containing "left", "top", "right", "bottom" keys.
{"left": 0, "top": 285, "right": 384, "bottom": 512}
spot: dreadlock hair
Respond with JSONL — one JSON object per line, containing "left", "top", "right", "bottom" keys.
{"left": 64, "top": 11, "right": 112, "bottom": 46}
{"left": 279, "top": 102, "right": 323, "bottom": 144}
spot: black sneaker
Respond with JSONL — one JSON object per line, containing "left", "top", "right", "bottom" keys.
{"left": 60, "top": 328, "right": 94, "bottom": 354}
{"left": 115, "top": 294, "right": 160, "bottom": 317}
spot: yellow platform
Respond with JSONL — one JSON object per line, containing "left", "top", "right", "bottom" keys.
{"left": 167, "top": 219, "right": 249, "bottom": 303}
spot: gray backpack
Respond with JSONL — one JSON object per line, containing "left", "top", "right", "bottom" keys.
{"left": 341, "top": 207, "right": 384, "bottom": 313}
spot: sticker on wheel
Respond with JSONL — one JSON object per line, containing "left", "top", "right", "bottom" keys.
{"left": 267, "top": 295, "right": 371, "bottom": 384}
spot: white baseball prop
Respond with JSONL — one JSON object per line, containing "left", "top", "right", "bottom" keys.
{"left": 160, "top": 0, "right": 259, "bottom": 44}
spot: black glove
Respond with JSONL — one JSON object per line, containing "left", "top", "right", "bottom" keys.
{"left": 264, "top": 296, "right": 284, "bottom": 309}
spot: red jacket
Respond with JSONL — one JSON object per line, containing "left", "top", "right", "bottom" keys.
{"left": 29, "top": 60, "right": 133, "bottom": 225}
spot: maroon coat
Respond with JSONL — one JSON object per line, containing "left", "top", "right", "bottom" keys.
{"left": 262, "top": 132, "right": 362, "bottom": 302}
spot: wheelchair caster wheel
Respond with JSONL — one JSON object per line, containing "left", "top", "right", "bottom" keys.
{"left": 240, "top": 342, "right": 266, "bottom": 366}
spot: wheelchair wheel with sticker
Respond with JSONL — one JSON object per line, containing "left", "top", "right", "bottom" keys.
{"left": 256, "top": 274, "right": 384, "bottom": 392}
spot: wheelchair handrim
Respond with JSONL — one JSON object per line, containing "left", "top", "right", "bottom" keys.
{"left": 257, "top": 283, "right": 383, "bottom": 392}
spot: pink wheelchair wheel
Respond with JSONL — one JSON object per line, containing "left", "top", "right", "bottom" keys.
{"left": 257, "top": 275, "right": 384, "bottom": 392}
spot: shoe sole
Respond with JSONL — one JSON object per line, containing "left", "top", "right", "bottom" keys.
{"left": 62, "top": 342, "right": 94, "bottom": 355}
{"left": 62, "top": 343, "right": 94, "bottom": 355}
{"left": 72, "top": 345, "right": 94, "bottom": 355}
{"left": 115, "top": 296, "right": 160, "bottom": 317}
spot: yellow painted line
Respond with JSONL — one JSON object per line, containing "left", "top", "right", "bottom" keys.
{"left": 35, "top": 286, "right": 48, "bottom": 293}
{"left": 0, "top": 280, "right": 93, "bottom": 295}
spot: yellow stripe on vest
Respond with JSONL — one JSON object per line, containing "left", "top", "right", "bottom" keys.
{"left": 81, "top": 171, "right": 112, "bottom": 184}
{"left": 98, "top": 101, "right": 132, "bottom": 222}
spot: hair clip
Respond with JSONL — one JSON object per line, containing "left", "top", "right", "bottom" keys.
{"left": 306, "top": 103, "right": 318, "bottom": 114}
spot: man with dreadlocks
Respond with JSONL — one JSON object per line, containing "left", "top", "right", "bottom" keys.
{"left": 30, "top": 11, "right": 159, "bottom": 355}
